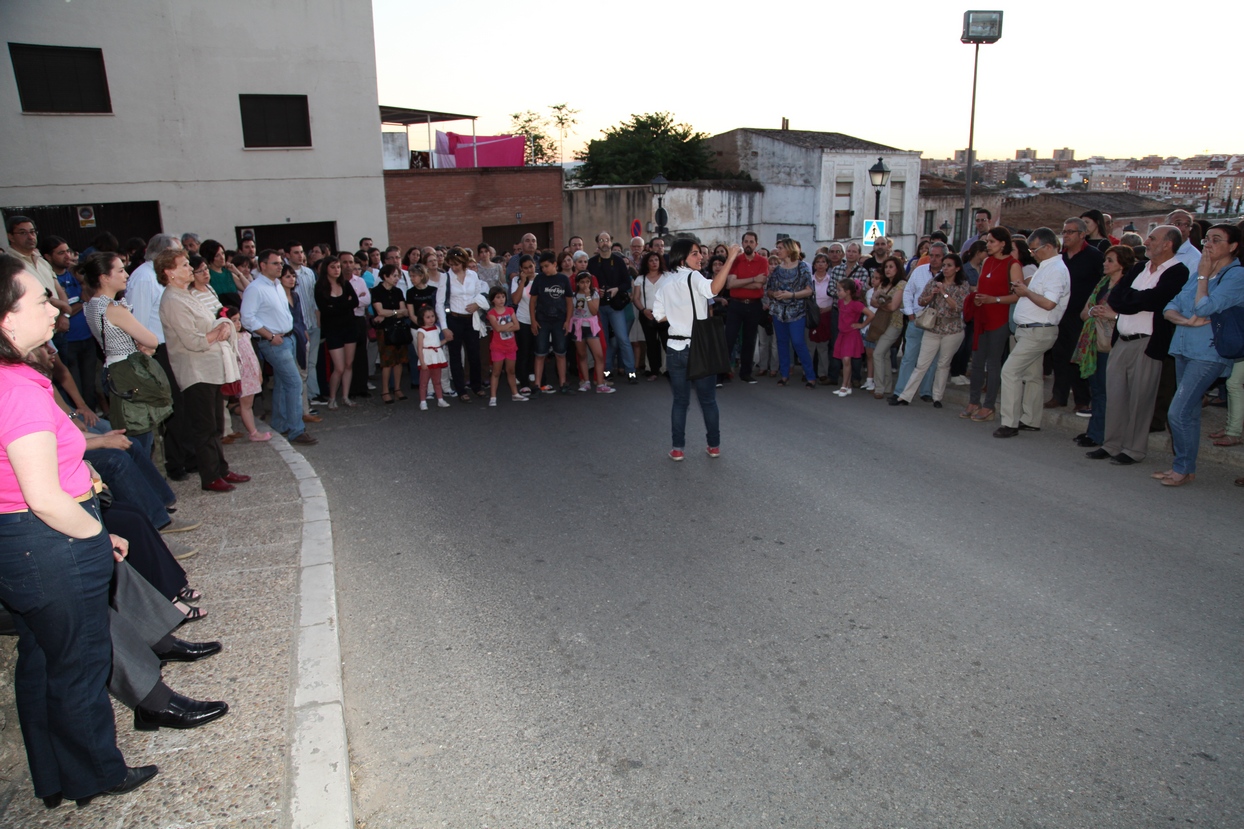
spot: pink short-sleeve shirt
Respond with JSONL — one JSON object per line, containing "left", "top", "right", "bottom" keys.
{"left": 0, "top": 363, "right": 91, "bottom": 511}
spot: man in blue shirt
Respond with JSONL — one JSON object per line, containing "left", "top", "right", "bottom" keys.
{"left": 42, "top": 235, "right": 101, "bottom": 412}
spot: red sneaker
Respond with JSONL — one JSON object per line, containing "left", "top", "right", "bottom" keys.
{"left": 706, "top": 446, "right": 721, "bottom": 458}
{"left": 202, "top": 478, "right": 236, "bottom": 493}
{"left": 668, "top": 449, "right": 685, "bottom": 462}
{"left": 223, "top": 471, "right": 251, "bottom": 484}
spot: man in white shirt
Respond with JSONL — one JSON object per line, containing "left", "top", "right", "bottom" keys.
{"left": 653, "top": 241, "right": 740, "bottom": 461}
{"left": 1165, "top": 210, "right": 1201, "bottom": 274}
{"left": 286, "top": 241, "right": 322, "bottom": 405}
{"left": 994, "top": 227, "right": 1070, "bottom": 438}
{"left": 242, "top": 250, "right": 316, "bottom": 445}
{"left": 890, "top": 243, "right": 943, "bottom": 402}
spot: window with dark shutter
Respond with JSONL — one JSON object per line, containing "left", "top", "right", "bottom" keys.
{"left": 239, "top": 94, "right": 312, "bottom": 148}
{"left": 9, "top": 43, "right": 112, "bottom": 114}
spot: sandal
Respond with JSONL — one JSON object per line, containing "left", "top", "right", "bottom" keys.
{"left": 776, "top": 378, "right": 787, "bottom": 386}
{"left": 382, "top": 393, "right": 393, "bottom": 404}
{"left": 175, "top": 602, "right": 206, "bottom": 623}
{"left": 395, "top": 391, "right": 407, "bottom": 401}
{"left": 1212, "top": 435, "right": 1242, "bottom": 447}
{"left": 176, "top": 586, "right": 202, "bottom": 603}
{"left": 1209, "top": 429, "right": 1227, "bottom": 439}
{"left": 970, "top": 408, "right": 996, "bottom": 422}
{"left": 959, "top": 404, "right": 980, "bottom": 419}
{"left": 1159, "top": 473, "right": 1195, "bottom": 487}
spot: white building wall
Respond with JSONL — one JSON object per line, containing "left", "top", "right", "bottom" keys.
{"left": 0, "top": 0, "right": 387, "bottom": 248}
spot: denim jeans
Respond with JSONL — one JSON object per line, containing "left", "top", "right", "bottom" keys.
{"left": 666, "top": 347, "right": 720, "bottom": 449}
{"left": 85, "top": 445, "right": 174, "bottom": 528}
{"left": 598, "top": 305, "right": 635, "bottom": 376}
{"left": 1086, "top": 351, "right": 1109, "bottom": 444}
{"left": 1169, "top": 356, "right": 1229, "bottom": 474}
{"left": 0, "top": 498, "right": 127, "bottom": 799}
{"left": 895, "top": 323, "right": 935, "bottom": 398}
{"left": 773, "top": 316, "right": 815, "bottom": 383}
{"left": 304, "top": 325, "right": 322, "bottom": 398}
{"left": 256, "top": 336, "right": 304, "bottom": 439}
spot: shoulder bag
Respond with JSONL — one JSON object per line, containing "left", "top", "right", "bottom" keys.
{"left": 865, "top": 292, "right": 894, "bottom": 343}
{"left": 686, "top": 274, "right": 730, "bottom": 380}
{"left": 1209, "top": 265, "right": 1244, "bottom": 361}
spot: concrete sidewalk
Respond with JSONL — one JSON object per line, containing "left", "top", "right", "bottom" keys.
{"left": 0, "top": 433, "right": 351, "bottom": 828}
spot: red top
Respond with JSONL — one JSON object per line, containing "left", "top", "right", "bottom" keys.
{"left": 975, "top": 256, "right": 1015, "bottom": 334}
{"left": 728, "top": 254, "right": 768, "bottom": 300}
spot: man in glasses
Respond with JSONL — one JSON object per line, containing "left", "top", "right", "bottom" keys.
{"left": 1167, "top": 210, "right": 1201, "bottom": 274}
{"left": 5, "top": 215, "right": 72, "bottom": 320}
{"left": 994, "top": 227, "right": 1070, "bottom": 438}
{"left": 1044, "top": 217, "right": 1104, "bottom": 414}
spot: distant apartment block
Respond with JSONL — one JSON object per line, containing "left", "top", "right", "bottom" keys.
{"left": 1052, "top": 148, "right": 1075, "bottom": 162}
{"left": 1015, "top": 148, "right": 1037, "bottom": 160}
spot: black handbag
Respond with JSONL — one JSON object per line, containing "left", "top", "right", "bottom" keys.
{"left": 384, "top": 316, "right": 413, "bottom": 346}
{"left": 1209, "top": 265, "right": 1244, "bottom": 360}
{"left": 686, "top": 275, "right": 730, "bottom": 380}
{"left": 606, "top": 288, "right": 631, "bottom": 311}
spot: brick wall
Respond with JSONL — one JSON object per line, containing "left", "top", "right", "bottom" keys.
{"left": 385, "top": 167, "right": 563, "bottom": 251}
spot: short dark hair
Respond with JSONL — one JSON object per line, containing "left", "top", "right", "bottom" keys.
{"left": 487, "top": 285, "right": 507, "bottom": 304}
{"left": 929, "top": 230, "right": 949, "bottom": 243}
{"left": 378, "top": 263, "right": 401, "bottom": 282}
{"left": 358, "top": 237, "right": 372, "bottom": 247}
{"left": 986, "top": 227, "right": 1013, "bottom": 255}
{"left": 1105, "top": 244, "right": 1136, "bottom": 273}
{"left": 742, "top": 231, "right": 758, "bottom": 244}
{"left": 91, "top": 231, "right": 119, "bottom": 252}
{"left": 5, "top": 215, "right": 34, "bottom": 234}
{"left": 0, "top": 255, "right": 48, "bottom": 369}
{"left": 199, "top": 239, "right": 224, "bottom": 265}
{"left": 938, "top": 253, "right": 967, "bottom": 285}
{"left": 285, "top": 239, "right": 303, "bottom": 252}
{"left": 537, "top": 250, "right": 557, "bottom": 265}
{"left": 257, "top": 248, "right": 281, "bottom": 265}
{"left": 666, "top": 238, "right": 698, "bottom": 271}
{"left": 974, "top": 208, "right": 992, "bottom": 220}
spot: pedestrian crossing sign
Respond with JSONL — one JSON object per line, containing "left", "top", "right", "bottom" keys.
{"left": 863, "top": 220, "right": 886, "bottom": 246}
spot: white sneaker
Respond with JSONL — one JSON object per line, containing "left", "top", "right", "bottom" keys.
{"left": 950, "top": 375, "right": 970, "bottom": 386}
{"left": 443, "top": 389, "right": 457, "bottom": 398}
{"left": 437, "top": 399, "right": 450, "bottom": 408}
{"left": 579, "top": 381, "right": 591, "bottom": 392}
{"left": 839, "top": 387, "right": 853, "bottom": 396}
{"left": 419, "top": 400, "right": 428, "bottom": 411}
{"left": 512, "top": 394, "right": 529, "bottom": 402}
{"left": 488, "top": 397, "right": 497, "bottom": 407}
{"left": 367, "top": 382, "right": 376, "bottom": 390}
{"left": 862, "top": 378, "right": 876, "bottom": 391}
{"left": 596, "top": 384, "right": 616, "bottom": 394}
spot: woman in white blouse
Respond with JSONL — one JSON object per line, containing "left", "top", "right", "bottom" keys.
{"left": 437, "top": 246, "right": 488, "bottom": 403}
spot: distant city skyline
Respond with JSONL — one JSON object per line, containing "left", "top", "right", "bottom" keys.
{"left": 373, "top": 0, "right": 1236, "bottom": 163}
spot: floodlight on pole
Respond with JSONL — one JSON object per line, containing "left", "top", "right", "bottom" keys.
{"left": 960, "top": 10, "right": 1003, "bottom": 250}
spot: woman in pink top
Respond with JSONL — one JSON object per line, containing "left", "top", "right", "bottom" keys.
{"left": 0, "top": 255, "right": 157, "bottom": 807}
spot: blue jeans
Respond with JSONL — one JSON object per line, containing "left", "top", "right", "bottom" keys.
{"left": 256, "top": 336, "right": 305, "bottom": 439}
{"left": 895, "top": 323, "right": 936, "bottom": 398}
{"left": 1086, "top": 352, "right": 1109, "bottom": 444}
{"left": 773, "top": 316, "right": 815, "bottom": 383}
{"left": 0, "top": 498, "right": 127, "bottom": 799}
{"left": 304, "top": 325, "right": 322, "bottom": 398}
{"left": 598, "top": 305, "right": 636, "bottom": 376}
{"left": 666, "top": 347, "right": 720, "bottom": 449}
{"left": 85, "top": 445, "right": 175, "bottom": 529}
{"left": 1169, "top": 356, "right": 1228, "bottom": 474}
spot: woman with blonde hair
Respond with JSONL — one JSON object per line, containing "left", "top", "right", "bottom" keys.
{"left": 765, "top": 239, "right": 816, "bottom": 388}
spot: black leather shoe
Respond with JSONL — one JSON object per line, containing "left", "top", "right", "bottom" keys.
{"left": 154, "top": 637, "right": 222, "bottom": 664}
{"left": 1073, "top": 432, "right": 1087, "bottom": 441}
{"left": 920, "top": 394, "right": 933, "bottom": 402}
{"left": 1074, "top": 436, "right": 1100, "bottom": 447}
{"left": 1110, "top": 453, "right": 1139, "bottom": 465}
{"left": 43, "top": 793, "right": 63, "bottom": 809}
{"left": 1017, "top": 422, "right": 1041, "bottom": 432}
{"left": 993, "top": 426, "right": 1019, "bottom": 438}
{"left": 932, "top": 401, "right": 943, "bottom": 408}
{"left": 76, "top": 765, "right": 158, "bottom": 806}
{"left": 887, "top": 396, "right": 907, "bottom": 406}
{"left": 134, "top": 693, "right": 229, "bottom": 731}
{"left": 1085, "top": 448, "right": 1111, "bottom": 460}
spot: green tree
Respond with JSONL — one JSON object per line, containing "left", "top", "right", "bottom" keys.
{"left": 572, "top": 112, "right": 718, "bottom": 186}
{"left": 509, "top": 110, "right": 557, "bottom": 166}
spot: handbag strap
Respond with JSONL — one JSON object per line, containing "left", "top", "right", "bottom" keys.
{"left": 687, "top": 273, "right": 701, "bottom": 322}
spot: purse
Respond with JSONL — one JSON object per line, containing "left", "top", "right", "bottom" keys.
{"left": 686, "top": 275, "right": 730, "bottom": 380}
{"left": 384, "top": 315, "right": 414, "bottom": 346}
{"left": 913, "top": 303, "right": 939, "bottom": 331}
{"left": 1209, "top": 266, "right": 1244, "bottom": 360}
{"left": 865, "top": 308, "right": 893, "bottom": 342}
{"left": 220, "top": 379, "right": 242, "bottom": 397}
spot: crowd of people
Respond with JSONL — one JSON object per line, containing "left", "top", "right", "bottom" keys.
{"left": 0, "top": 203, "right": 1241, "bottom": 807}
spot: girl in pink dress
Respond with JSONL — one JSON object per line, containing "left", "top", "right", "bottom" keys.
{"left": 832, "top": 281, "right": 874, "bottom": 397}
{"left": 227, "top": 307, "right": 270, "bottom": 441}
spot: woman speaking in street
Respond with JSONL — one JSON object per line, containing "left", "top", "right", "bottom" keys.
{"left": 653, "top": 240, "right": 741, "bottom": 461}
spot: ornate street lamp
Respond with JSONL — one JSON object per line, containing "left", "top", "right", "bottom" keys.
{"left": 869, "top": 157, "right": 891, "bottom": 221}
{"left": 650, "top": 174, "right": 669, "bottom": 237}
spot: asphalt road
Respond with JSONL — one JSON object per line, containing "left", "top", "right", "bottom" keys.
{"left": 316, "top": 378, "right": 1244, "bottom": 828}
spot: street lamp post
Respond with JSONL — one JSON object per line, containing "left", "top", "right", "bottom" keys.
{"left": 650, "top": 174, "right": 670, "bottom": 238}
{"left": 869, "top": 157, "right": 891, "bottom": 221}
{"left": 960, "top": 10, "right": 1003, "bottom": 250}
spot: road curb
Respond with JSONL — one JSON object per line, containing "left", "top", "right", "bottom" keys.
{"left": 270, "top": 437, "right": 353, "bottom": 829}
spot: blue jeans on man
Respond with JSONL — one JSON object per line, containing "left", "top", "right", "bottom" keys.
{"left": 895, "top": 323, "right": 936, "bottom": 398}
{"left": 598, "top": 305, "right": 635, "bottom": 377}
{"left": 256, "top": 337, "right": 304, "bottom": 439}
{"left": 666, "top": 347, "right": 720, "bottom": 449}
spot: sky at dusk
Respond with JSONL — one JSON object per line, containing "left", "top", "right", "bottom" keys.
{"left": 372, "top": 0, "right": 1238, "bottom": 164}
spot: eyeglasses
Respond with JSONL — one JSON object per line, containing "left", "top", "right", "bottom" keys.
{"left": 1061, "top": 230, "right": 1081, "bottom": 236}
{"left": 1203, "top": 235, "right": 1228, "bottom": 245}
{"left": 193, "top": 267, "right": 209, "bottom": 275}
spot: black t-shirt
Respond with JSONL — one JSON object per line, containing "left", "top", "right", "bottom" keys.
{"left": 587, "top": 252, "right": 632, "bottom": 294}
{"left": 371, "top": 284, "right": 404, "bottom": 311}
{"left": 405, "top": 284, "right": 438, "bottom": 318}
{"left": 530, "top": 273, "right": 571, "bottom": 324}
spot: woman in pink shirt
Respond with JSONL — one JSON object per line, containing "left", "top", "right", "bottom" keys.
{"left": 0, "top": 256, "right": 157, "bottom": 807}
